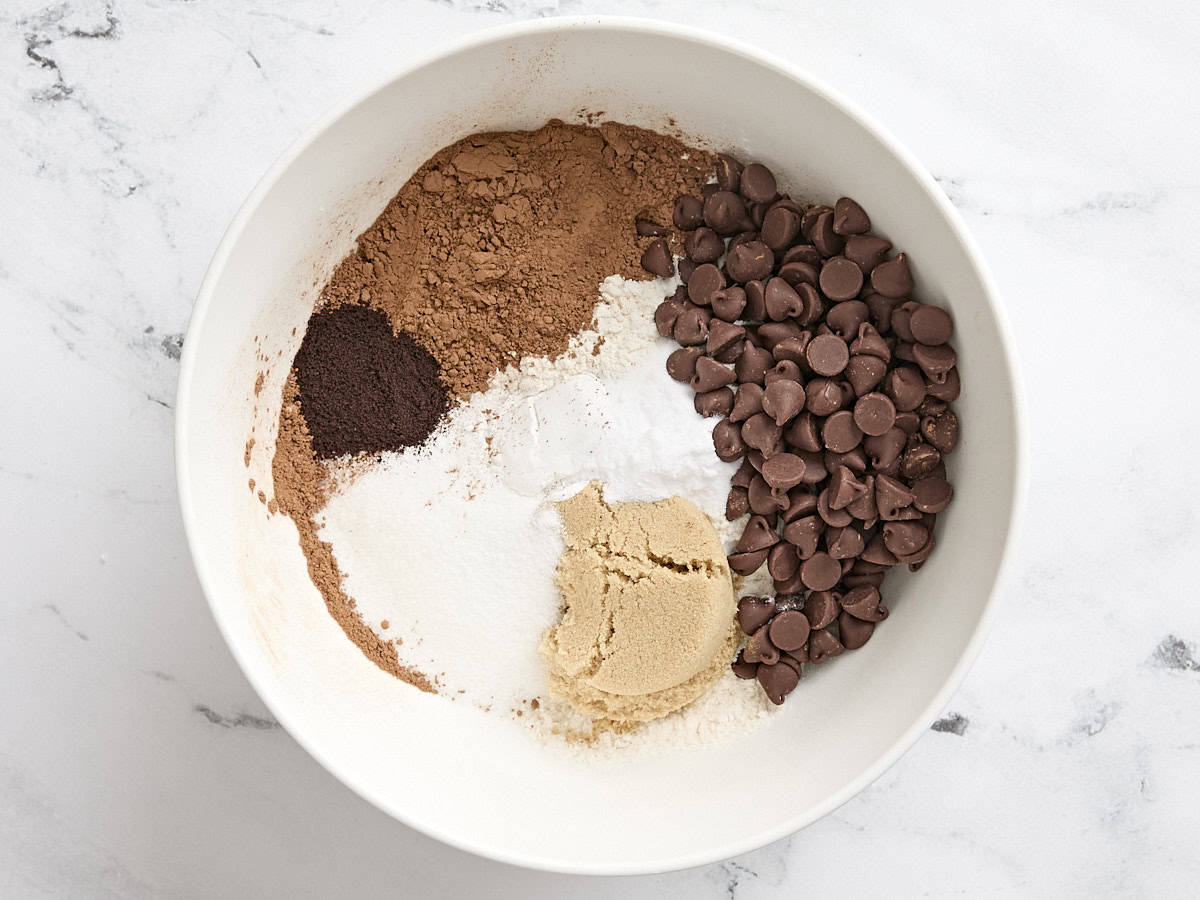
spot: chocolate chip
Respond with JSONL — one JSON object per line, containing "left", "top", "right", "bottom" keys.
{"left": 744, "top": 625, "right": 780, "bottom": 664}
{"left": 883, "top": 521, "right": 929, "bottom": 556}
{"left": 860, "top": 533, "right": 897, "bottom": 565}
{"left": 757, "top": 660, "right": 800, "bottom": 704}
{"left": 703, "top": 190, "right": 749, "bottom": 235}
{"left": 678, "top": 258, "right": 696, "bottom": 285}
{"left": 817, "top": 486, "right": 853, "bottom": 527}
{"left": 782, "top": 514, "right": 822, "bottom": 558}
{"left": 808, "top": 628, "right": 845, "bottom": 663}
{"left": 767, "top": 542, "right": 801, "bottom": 582}
{"left": 895, "top": 411, "right": 921, "bottom": 434}
{"left": 926, "top": 367, "right": 961, "bottom": 402}
{"left": 726, "top": 486, "right": 750, "bottom": 520}
{"left": 735, "top": 343, "right": 773, "bottom": 384}
{"left": 826, "top": 524, "right": 865, "bottom": 559}
{"left": 864, "top": 426, "right": 906, "bottom": 471}
{"left": 819, "top": 257, "right": 864, "bottom": 301}
{"left": 811, "top": 210, "right": 844, "bottom": 258}
{"left": 845, "top": 354, "right": 888, "bottom": 396}
{"left": 710, "top": 287, "right": 748, "bottom": 323}
{"left": 742, "top": 411, "right": 784, "bottom": 452}
{"left": 665, "top": 346, "right": 704, "bottom": 382}
{"left": 654, "top": 297, "right": 685, "bottom": 338}
{"left": 891, "top": 300, "right": 918, "bottom": 341}
{"left": 730, "top": 382, "right": 766, "bottom": 423}
{"left": 748, "top": 474, "right": 789, "bottom": 516}
{"left": 764, "top": 278, "right": 804, "bottom": 321}
{"left": 832, "top": 197, "right": 871, "bottom": 235}
{"left": 728, "top": 549, "right": 768, "bottom": 575}
{"left": 638, "top": 214, "right": 671, "bottom": 236}
{"left": 849, "top": 322, "right": 891, "bottom": 361}
{"left": 739, "top": 163, "right": 777, "bottom": 203}
{"left": 737, "top": 515, "right": 780, "bottom": 553}
{"left": 761, "top": 453, "right": 808, "bottom": 491}
{"left": 687, "top": 263, "right": 726, "bottom": 306}
{"left": 765, "top": 359, "right": 802, "bottom": 386}
{"left": 800, "top": 551, "right": 841, "bottom": 591}
{"left": 770, "top": 336, "right": 807, "bottom": 367}
{"left": 913, "top": 343, "right": 957, "bottom": 384}
{"left": 695, "top": 387, "right": 734, "bottom": 418}
{"left": 844, "top": 234, "right": 892, "bottom": 273}
{"left": 800, "top": 204, "right": 831, "bottom": 240}
{"left": 828, "top": 465, "right": 868, "bottom": 509}
{"left": 798, "top": 451, "right": 829, "bottom": 484}
{"left": 762, "top": 380, "right": 806, "bottom": 426}
{"left": 818, "top": 410, "right": 859, "bottom": 454}
{"left": 673, "top": 194, "right": 704, "bottom": 229}
{"left": 741, "top": 279, "right": 766, "bottom": 321}
{"left": 713, "top": 417, "right": 747, "bottom": 462}
{"left": 737, "top": 595, "right": 776, "bottom": 634}
{"left": 783, "top": 411, "right": 822, "bottom": 453}
{"left": 853, "top": 391, "right": 897, "bottom": 436}
{"left": 715, "top": 154, "right": 743, "bottom": 192}
{"left": 781, "top": 243, "right": 822, "bottom": 267}
{"left": 876, "top": 474, "right": 916, "bottom": 521}
{"left": 840, "top": 585, "right": 888, "bottom": 622}
{"left": 682, "top": 226, "right": 722, "bottom": 264}
{"left": 885, "top": 366, "right": 926, "bottom": 411}
{"left": 805, "top": 333, "right": 849, "bottom": 377}
{"left": 825, "top": 299, "right": 869, "bottom": 340}
{"left": 777, "top": 262, "right": 819, "bottom": 292}
{"left": 912, "top": 476, "right": 953, "bottom": 513}
{"left": 900, "top": 442, "right": 941, "bottom": 479}
{"left": 731, "top": 649, "right": 758, "bottom": 679}
{"left": 768, "top": 609, "right": 811, "bottom": 652}
{"left": 672, "top": 308, "right": 710, "bottom": 346}
{"left": 782, "top": 490, "right": 818, "bottom": 523}
{"left": 805, "top": 378, "right": 843, "bottom": 416}
{"left": 761, "top": 206, "right": 801, "bottom": 251}
{"left": 921, "top": 411, "right": 959, "bottom": 453}
{"left": 846, "top": 474, "right": 878, "bottom": 521}
{"left": 871, "top": 252, "right": 913, "bottom": 298}
{"left": 910, "top": 304, "right": 953, "bottom": 345}
{"left": 727, "top": 241, "right": 774, "bottom": 283}
{"left": 838, "top": 612, "right": 875, "bottom": 650}
{"left": 640, "top": 238, "right": 674, "bottom": 277}
{"left": 706, "top": 319, "right": 746, "bottom": 360}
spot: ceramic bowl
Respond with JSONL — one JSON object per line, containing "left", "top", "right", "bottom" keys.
{"left": 176, "top": 17, "right": 1025, "bottom": 874}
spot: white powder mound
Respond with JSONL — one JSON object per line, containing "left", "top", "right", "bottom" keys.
{"left": 318, "top": 273, "right": 778, "bottom": 747}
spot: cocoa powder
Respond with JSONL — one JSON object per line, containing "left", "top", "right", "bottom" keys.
{"left": 318, "top": 120, "right": 712, "bottom": 397}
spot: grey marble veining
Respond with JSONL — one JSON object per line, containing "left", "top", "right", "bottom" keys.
{"left": 2, "top": 0, "right": 1198, "bottom": 896}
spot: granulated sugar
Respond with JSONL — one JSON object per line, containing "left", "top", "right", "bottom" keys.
{"left": 317, "top": 273, "right": 777, "bottom": 746}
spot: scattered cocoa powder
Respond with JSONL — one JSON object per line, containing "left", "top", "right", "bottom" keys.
{"left": 271, "top": 372, "right": 435, "bottom": 693}
{"left": 317, "top": 120, "right": 712, "bottom": 397}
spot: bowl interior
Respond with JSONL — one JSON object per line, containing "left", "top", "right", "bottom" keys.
{"left": 178, "top": 20, "right": 1020, "bottom": 873}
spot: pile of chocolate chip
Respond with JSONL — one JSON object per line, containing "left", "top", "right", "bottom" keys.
{"left": 639, "top": 155, "right": 961, "bottom": 705}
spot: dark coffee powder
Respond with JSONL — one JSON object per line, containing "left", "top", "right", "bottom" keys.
{"left": 294, "top": 304, "right": 448, "bottom": 458}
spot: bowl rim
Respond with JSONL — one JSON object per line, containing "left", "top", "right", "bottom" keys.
{"left": 176, "top": 14, "right": 1028, "bottom": 876}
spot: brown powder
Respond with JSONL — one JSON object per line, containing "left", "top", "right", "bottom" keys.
{"left": 317, "top": 120, "right": 712, "bottom": 397}
{"left": 271, "top": 372, "right": 435, "bottom": 693}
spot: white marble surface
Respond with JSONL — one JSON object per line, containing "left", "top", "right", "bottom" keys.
{"left": 2, "top": 0, "right": 1198, "bottom": 895}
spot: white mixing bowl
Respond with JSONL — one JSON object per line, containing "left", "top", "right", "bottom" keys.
{"left": 176, "top": 17, "right": 1025, "bottom": 874}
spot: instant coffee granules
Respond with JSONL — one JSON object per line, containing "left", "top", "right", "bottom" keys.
{"left": 293, "top": 303, "right": 447, "bottom": 458}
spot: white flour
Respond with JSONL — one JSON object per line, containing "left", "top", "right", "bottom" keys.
{"left": 318, "top": 274, "right": 777, "bottom": 751}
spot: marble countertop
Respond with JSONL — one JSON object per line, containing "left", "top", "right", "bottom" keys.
{"left": 3, "top": 0, "right": 1197, "bottom": 895}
